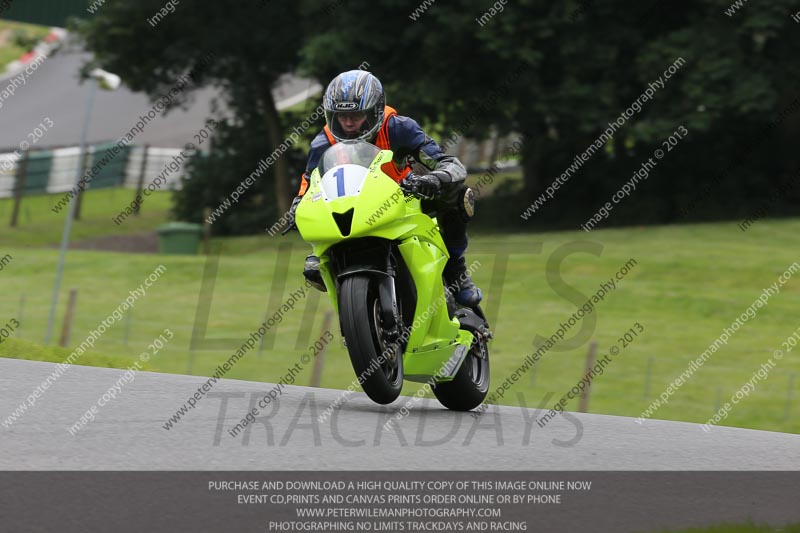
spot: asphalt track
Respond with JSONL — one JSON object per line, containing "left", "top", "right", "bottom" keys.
{"left": 1, "top": 357, "right": 798, "bottom": 470}
{"left": 0, "top": 42, "right": 321, "bottom": 149}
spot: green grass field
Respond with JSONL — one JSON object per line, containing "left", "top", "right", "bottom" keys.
{"left": 0, "top": 188, "right": 173, "bottom": 247}
{"left": 1, "top": 187, "right": 799, "bottom": 435}
{"left": 0, "top": 19, "right": 50, "bottom": 70}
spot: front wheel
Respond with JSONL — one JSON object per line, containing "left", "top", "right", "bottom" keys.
{"left": 339, "top": 275, "right": 403, "bottom": 404}
{"left": 432, "top": 334, "right": 490, "bottom": 411}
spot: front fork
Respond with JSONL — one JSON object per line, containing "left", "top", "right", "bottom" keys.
{"left": 378, "top": 263, "right": 403, "bottom": 344}
{"left": 325, "top": 252, "right": 403, "bottom": 349}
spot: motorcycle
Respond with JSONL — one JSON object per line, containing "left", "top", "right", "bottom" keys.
{"left": 293, "top": 141, "right": 491, "bottom": 411}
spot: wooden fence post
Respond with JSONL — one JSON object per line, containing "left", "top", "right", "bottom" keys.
{"left": 59, "top": 289, "right": 79, "bottom": 348}
{"left": 10, "top": 150, "right": 29, "bottom": 228}
{"left": 133, "top": 144, "right": 149, "bottom": 215}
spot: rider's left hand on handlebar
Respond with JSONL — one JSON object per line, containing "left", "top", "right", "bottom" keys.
{"left": 282, "top": 195, "right": 302, "bottom": 234}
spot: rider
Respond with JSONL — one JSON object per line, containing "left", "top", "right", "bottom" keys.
{"left": 288, "top": 70, "right": 482, "bottom": 306}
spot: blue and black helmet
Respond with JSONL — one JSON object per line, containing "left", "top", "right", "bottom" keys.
{"left": 323, "top": 70, "right": 385, "bottom": 143}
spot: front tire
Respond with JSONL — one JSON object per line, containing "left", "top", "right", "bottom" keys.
{"left": 339, "top": 275, "right": 403, "bottom": 404}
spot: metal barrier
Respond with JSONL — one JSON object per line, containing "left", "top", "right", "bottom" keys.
{"left": 0, "top": 143, "right": 189, "bottom": 199}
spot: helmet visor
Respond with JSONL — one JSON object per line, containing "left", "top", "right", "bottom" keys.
{"left": 326, "top": 108, "right": 381, "bottom": 142}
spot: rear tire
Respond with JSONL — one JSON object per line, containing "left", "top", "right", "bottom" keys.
{"left": 339, "top": 275, "right": 403, "bottom": 404}
{"left": 432, "top": 334, "right": 489, "bottom": 411}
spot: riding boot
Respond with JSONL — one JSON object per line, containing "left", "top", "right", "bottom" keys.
{"left": 443, "top": 249, "right": 482, "bottom": 306}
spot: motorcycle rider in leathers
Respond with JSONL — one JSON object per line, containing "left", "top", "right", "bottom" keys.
{"left": 288, "top": 70, "right": 482, "bottom": 306}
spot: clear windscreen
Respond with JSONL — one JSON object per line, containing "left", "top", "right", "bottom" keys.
{"left": 317, "top": 142, "right": 381, "bottom": 176}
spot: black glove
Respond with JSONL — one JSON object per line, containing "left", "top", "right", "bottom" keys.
{"left": 283, "top": 196, "right": 302, "bottom": 234}
{"left": 401, "top": 173, "right": 441, "bottom": 199}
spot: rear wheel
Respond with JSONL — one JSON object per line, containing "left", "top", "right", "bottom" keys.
{"left": 339, "top": 275, "right": 403, "bottom": 404}
{"left": 432, "top": 332, "right": 490, "bottom": 411}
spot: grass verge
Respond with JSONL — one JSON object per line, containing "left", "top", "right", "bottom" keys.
{"left": 1, "top": 217, "right": 798, "bottom": 434}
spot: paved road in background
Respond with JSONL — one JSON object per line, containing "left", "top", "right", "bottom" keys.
{"left": 0, "top": 43, "right": 321, "bottom": 150}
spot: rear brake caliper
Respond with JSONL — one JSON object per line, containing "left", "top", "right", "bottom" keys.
{"left": 454, "top": 308, "right": 492, "bottom": 359}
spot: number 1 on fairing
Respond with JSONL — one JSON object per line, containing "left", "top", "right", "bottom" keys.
{"left": 334, "top": 167, "right": 345, "bottom": 197}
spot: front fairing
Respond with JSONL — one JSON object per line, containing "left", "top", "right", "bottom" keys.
{"left": 295, "top": 148, "right": 442, "bottom": 256}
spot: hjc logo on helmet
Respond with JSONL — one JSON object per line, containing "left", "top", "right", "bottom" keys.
{"left": 334, "top": 102, "right": 359, "bottom": 111}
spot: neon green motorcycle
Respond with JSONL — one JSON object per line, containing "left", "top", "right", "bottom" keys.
{"left": 294, "top": 141, "right": 491, "bottom": 411}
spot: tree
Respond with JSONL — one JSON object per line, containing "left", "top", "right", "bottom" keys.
{"left": 301, "top": 0, "right": 800, "bottom": 227}
{"left": 77, "top": 0, "right": 306, "bottom": 226}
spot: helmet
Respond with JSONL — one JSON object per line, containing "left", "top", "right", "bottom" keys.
{"left": 323, "top": 70, "right": 385, "bottom": 143}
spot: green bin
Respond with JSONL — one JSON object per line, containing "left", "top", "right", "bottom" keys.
{"left": 156, "top": 222, "right": 203, "bottom": 254}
